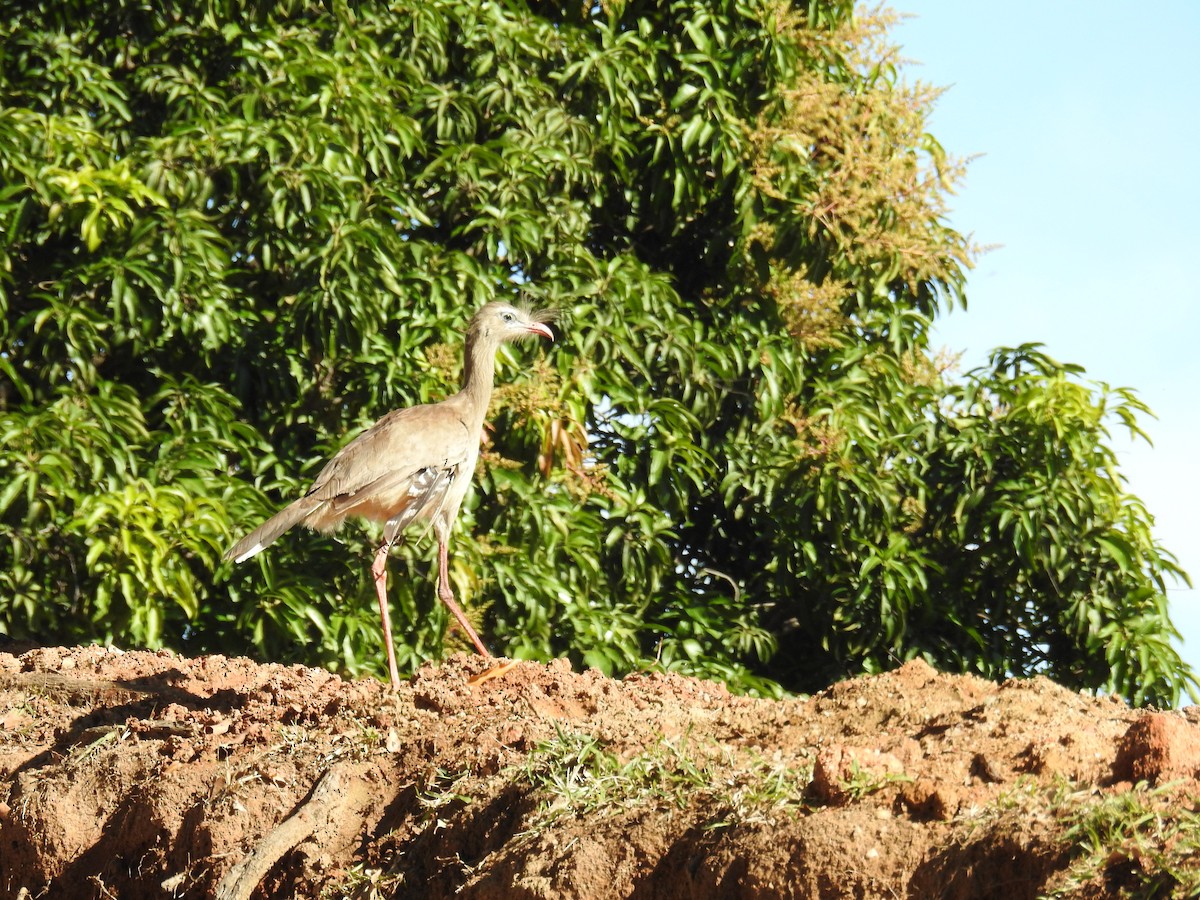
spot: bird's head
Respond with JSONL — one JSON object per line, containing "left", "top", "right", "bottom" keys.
{"left": 471, "top": 302, "right": 555, "bottom": 344}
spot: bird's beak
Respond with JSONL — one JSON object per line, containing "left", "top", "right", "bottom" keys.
{"left": 528, "top": 322, "right": 554, "bottom": 341}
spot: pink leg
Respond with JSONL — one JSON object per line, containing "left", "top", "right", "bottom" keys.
{"left": 371, "top": 542, "right": 403, "bottom": 689}
{"left": 436, "top": 536, "right": 492, "bottom": 657}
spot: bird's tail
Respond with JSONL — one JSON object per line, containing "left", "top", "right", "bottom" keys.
{"left": 223, "top": 496, "right": 322, "bottom": 564}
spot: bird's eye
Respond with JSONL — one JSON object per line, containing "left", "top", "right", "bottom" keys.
{"left": 501, "top": 311, "right": 515, "bottom": 322}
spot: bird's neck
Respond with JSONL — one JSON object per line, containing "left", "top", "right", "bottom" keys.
{"left": 457, "top": 334, "right": 499, "bottom": 423}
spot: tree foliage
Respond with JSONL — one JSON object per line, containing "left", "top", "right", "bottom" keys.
{"left": 0, "top": 0, "right": 1191, "bottom": 705}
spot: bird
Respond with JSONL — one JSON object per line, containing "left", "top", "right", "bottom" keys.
{"left": 223, "top": 302, "right": 555, "bottom": 688}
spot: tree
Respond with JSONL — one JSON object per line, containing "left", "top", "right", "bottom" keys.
{"left": 0, "top": 0, "right": 1191, "bottom": 705}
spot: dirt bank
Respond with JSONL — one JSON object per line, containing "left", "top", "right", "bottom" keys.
{"left": 3, "top": 646, "right": 1199, "bottom": 898}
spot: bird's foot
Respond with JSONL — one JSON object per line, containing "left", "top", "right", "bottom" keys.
{"left": 467, "top": 660, "right": 520, "bottom": 686}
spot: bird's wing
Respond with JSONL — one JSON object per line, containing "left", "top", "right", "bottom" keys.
{"left": 323, "top": 463, "right": 454, "bottom": 526}
{"left": 305, "top": 402, "right": 475, "bottom": 504}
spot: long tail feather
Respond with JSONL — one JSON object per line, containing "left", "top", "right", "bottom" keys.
{"left": 223, "top": 497, "right": 322, "bottom": 564}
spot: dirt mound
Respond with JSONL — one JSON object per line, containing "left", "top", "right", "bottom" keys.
{"left": 2, "top": 647, "right": 1199, "bottom": 899}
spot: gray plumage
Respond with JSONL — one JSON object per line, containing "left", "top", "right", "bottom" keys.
{"left": 224, "top": 302, "right": 554, "bottom": 686}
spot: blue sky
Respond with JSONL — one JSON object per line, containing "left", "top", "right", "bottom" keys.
{"left": 890, "top": 3, "right": 1200, "bottom": 686}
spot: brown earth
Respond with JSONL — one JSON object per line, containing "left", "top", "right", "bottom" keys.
{"left": 2, "top": 646, "right": 1200, "bottom": 899}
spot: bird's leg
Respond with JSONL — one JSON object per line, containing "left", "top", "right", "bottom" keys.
{"left": 371, "top": 540, "right": 403, "bottom": 690}
{"left": 435, "top": 534, "right": 492, "bottom": 657}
